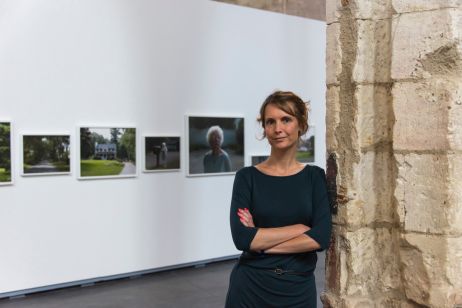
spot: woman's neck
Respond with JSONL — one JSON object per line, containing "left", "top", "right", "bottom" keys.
{"left": 258, "top": 147, "right": 304, "bottom": 176}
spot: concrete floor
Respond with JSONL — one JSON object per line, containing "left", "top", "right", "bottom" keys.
{"left": 0, "top": 252, "right": 326, "bottom": 308}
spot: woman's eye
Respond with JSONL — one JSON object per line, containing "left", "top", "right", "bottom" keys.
{"left": 282, "top": 117, "right": 291, "bottom": 123}
{"left": 265, "top": 119, "right": 274, "bottom": 125}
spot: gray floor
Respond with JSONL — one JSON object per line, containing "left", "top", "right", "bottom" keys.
{"left": 0, "top": 252, "right": 325, "bottom": 308}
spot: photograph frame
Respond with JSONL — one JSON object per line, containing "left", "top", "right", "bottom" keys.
{"left": 186, "top": 114, "right": 245, "bottom": 177}
{"left": 21, "top": 133, "right": 72, "bottom": 177}
{"left": 0, "top": 121, "right": 13, "bottom": 185}
{"left": 143, "top": 134, "right": 181, "bottom": 173}
{"left": 77, "top": 125, "right": 137, "bottom": 180}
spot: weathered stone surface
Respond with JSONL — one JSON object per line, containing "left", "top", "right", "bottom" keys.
{"left": 326, "top": 86, "right": 340, "bottom": 151}
{"left": 325, "top": 226, "right": 348, "bottom": 294}
{"left": 285, "top": 0, "right": 325, "bottom": 21}
{"left": 327, "top": 22, "right": 342, "bottom": 85}
{"left": 344, "top": 228, "right": 402, "bottom": 296}
{"left": 393, "top": 78, "right": 462, "bottom": 151}
{"left": 330, "top": 151, "right": 395, "bottom": 228}
{"left": 326, "top": 0, "right": 462, "bottom": 306}
{"left": 448, "top": 155, "right": 462, "bottom": 234}
{"left": 400, "top": 233, "right": 462, "bottom": 307}
{"left": 353, "top": 151, "right": 395, "bottom": 225}
{"left": 395, "top": 154, "right": 462, "bottom": 234}
{"left": 392, "top": 0, "right": 462, "bottom": 14}
{"left": 212, "top": 0, "right": 284, "bottom": 13}
{"left": 213, "top": 0, "right": 327, "bottom": 20}
{"left": 328, "top": 18, "right": 392, "bottom": 84}
{"left": 326, "top": 227, "right": 402, "bottom": 297}
{"left": 327, "top": 0, "right": 393, "bottom": 24}
{"left": 356, "top": 84, "right": 392, "bottom": 148}
{"left": 354, "top": 19, "right": 392, "bottom": 83}
{"left": 322, "top": 294, "right": 411, "bottom": 308}
{"left": 391, "top": 9, "right": 462, "bottom": 80}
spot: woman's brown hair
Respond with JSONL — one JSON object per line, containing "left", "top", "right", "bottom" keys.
{"left": 257, "top": 91, "right": 309, "bottom": 138}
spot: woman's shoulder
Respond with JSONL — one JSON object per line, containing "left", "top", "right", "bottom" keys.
{"left": 236, "top": 166, "right": 254, "bottom": 176}
{"left": 303, "top": 164, "right": 326, "bottom": 181}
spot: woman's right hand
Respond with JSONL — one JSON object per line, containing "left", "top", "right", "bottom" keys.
{"left": 237, "top": 208, "right": 255, "bottom": 228}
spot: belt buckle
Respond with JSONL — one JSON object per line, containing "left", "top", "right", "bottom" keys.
{"left": 274, "top": 268, "right": 284, "bottom": 275}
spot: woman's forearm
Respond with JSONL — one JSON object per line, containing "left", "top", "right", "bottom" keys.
{"left": 249, "top": 224, "right": 309, "bottom": 251}
{"left": 264, "top": 234, "right": 321, "bottom": 254}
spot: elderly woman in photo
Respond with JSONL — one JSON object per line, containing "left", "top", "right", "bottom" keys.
{"left": 203, "top": 125, "right": 232, "bottom": 173}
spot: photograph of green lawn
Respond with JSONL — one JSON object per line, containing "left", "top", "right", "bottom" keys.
{"left": 0, "top": 122, "right": 12, "bottom": 184}
{"left": 23, "top": 135, "right": 70, "bottom": 175}
{"left": 80, "top": 127, "right": 136, "bottom": 178}
{"left": 296, "top": 125, "right": 315, "bottom": 163}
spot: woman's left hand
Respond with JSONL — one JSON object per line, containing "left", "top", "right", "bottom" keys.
{"left": 237, "top": 208, "right": 255, "bottom": 228}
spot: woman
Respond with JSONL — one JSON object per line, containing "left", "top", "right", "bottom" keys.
{"left": 225, "top": 91, "right": 331, "bottom": 307}
{"left": 203, "top": 125, "right": 232, "bottom": 173}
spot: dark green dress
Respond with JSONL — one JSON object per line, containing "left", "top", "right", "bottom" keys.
{"left": 225, "top": 165, "right": 331, "bottom": 308}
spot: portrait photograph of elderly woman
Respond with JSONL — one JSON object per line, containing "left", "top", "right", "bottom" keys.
{"left": 187, "top": 116, "right": 244, "bottom": 176}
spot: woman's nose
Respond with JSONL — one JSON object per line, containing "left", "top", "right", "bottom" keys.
{"left": 274, "top": 121, "right": 282, "bottom": 132}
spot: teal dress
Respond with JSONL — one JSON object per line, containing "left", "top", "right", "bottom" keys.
{"left": 225, "top": 165, "right": 331, "bottom": 308}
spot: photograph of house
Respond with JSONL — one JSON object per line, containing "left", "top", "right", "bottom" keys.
{"left": 80, "top": 127, "right": 136, "bottom": 178}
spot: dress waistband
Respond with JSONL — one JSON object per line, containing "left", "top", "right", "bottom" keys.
{"left": 239, "top": 262, "right": 314, "bottom": 277}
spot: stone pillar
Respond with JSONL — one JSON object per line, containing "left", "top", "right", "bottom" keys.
{"left": 324, "top": 0, "right": 403, "bottom": 306}
{"left": 325, "top": 0, "right": 462, "bottom": 307}
{"left": 392, "top": 1, "right": 462, "bottom": 307}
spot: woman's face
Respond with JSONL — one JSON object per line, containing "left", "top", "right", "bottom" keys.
{"left": 263, "top": 103, "right": 300, "bottom": 151}
{"left": 208, "top": 131, "right": 221, "bottom": 150}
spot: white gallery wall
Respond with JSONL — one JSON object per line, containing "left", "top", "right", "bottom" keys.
{"left": 0, "top": 0, "right": 326, "bottom": 295}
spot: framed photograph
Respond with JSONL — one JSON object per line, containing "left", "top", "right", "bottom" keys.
{"left": 186, "top": 115, "right": 244, "bottom": 176}
{"left": 297, "top": 125, "right": 315, "bottom": 163}
{"left": 22, "top": 134, "right": 71, "bottom": 176}
{"left": 0, "top": 121, "right": 13, "bottom": 185}
{"left": 143, "top": 136, "right": 180, "bottom": 172}
{"left": 250, "top": 155, "right": 269, "bottom": 166}
{"left": 78, "top": 126, "right": 137, "bottom": 179}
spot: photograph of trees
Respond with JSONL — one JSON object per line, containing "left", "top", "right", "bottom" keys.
{"left": 80, "top": 127, "right": 136, "bottom": 178}
{"left": 296, "top": 126, "right": 315, "bottom": 163}
{"left": 144, "top": 136, "right": 180, "bottom": 172}
{"left": 0, "top": 122, "right": 12, "bottom": 183}
{"left": 23, "top": 135, "right": 70, "bottom": 175}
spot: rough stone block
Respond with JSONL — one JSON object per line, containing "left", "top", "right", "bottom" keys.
{"left": 448, "top": 155, "right": 462, "bottom": 234}
{"left": 394, "top": 154, "right": 462, "bottom": 234}
{"left": 393, "top": 79, "right": 462, "bottom": 151}
{"left": 343, "top": 228, "right": 402, "bottom": 296}
{"left": 391, "top": 9, "right": 462, "bottom": 80}
{"left": 353, "top": 151, "right": 395, "bottom": 225}
{"left": 392, "top": 0, "right": 462, "bottom": 14}
{"left": 400, "top": 233, "right": 462, "bottom": 307}
{"left": 356, "top": 84, "right": 392, "bottom": 148}
{"left": 326, "top": 85, "right": 340, "bottom": 152}
{"left": 353, "top": 19, "right": 392, "bottom": 83}
{"left": 285, "top": 0, "right": 325, "bottom": 21}
{"left": 330, "top": 150, "right": 395, "bottom": 227}
{"left": 327, "top": 0, "right": 393, "bottom": 24}
{"left": 327, "top": 22, "right": 342, "bottom": 85}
